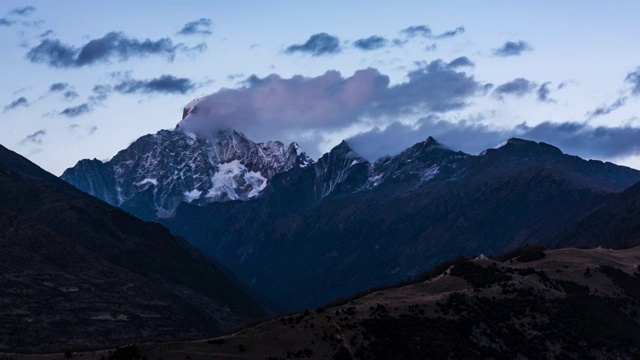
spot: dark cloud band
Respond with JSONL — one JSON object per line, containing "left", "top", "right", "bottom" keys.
{"left": 348, "top": 117, "right": 640, "bottom": 162}
{"left": 26, "top": 32, "right": 206, "bottom": 68}
{"left": 114, "top": 75, "right": 197, "bottom": 94}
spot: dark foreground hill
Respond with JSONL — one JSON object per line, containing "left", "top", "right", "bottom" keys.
{"left": 0, "top": 144, "right": 267, "bottom": 353}
{"left": 8, "top": 246, "right": 640, "bottom": 359}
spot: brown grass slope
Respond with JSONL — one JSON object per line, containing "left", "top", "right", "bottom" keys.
{"left": 11, "top": 246, "right": 640, "bottom": 359}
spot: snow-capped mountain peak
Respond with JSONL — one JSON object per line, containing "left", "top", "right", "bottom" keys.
{"left": 62, "top": 126, "right": 312, "bottom": 220}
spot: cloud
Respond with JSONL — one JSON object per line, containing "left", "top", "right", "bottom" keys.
{"left": 285, "top": 33, "right": 341, "bottom": 56}
{"left": 9, "top": 6, "right": 35, "bottom": 16}
{"left": 48, "top": 82, "right": 69, "bottom": 92}
{"left": 179, "top": 62, "right": 483, "bottom": 155}
{"left": 62, "top": 90, "right": 79, "bottom": 100}
{"left": 589, "top": 97, "right": 627, "bottom": 118}
{"left": 19, "top": 129, "right": 45, "bottom": 145}
{"left": 0, "top": 18, "right": 13, "bottom": 26}
{"left": 401, "top": 25, "right": 432, "bottom": 38}
{"left": 177, "top": 18, "right": 212, "bottom": 36}
{"left": 537, "top": 82, "right": 555, "bottom": 103}
{"left": 447, "top": 56, "right": 474, "bottom": 68}
{"left": 626, "top": 68, "right": 640, "bottom": 95}
{"left": 89, "top": 84, "right": 111, "bottom": 103}
{"left": 69, "top": 123, "right": 97, "bottom": 136}
{"left": 40, "top": 29, "right": 54, "bottom": 38}
{"left": 3, "top": 97, "right": 29, "bottom": 112}
{"left": 60, "top": 103, "right": 91, "bottom": 117}
{"left": 493, "top": 78, "right": 536, "bottom": 98}
{"left": 26, "top": 32, "right": 206, "bottom": 68}
{"left": 493, "top": 40, "right": 532, "bottom": 57}
{"left": 348, "top": 116, "right": 640, "bottom": 161}
{"left": 436, "top": 26, "right": 465, "bottom": 39}
{"left": 400, "top": 25, "right": 464, "bottom": 40}
{"left": 114, "top": 74, "right": 197, "bottom": 94}
{"left": 353, "top": 35, "right": 387, "bottom": 51}
{"left": 47, "top": 82, "right": 78, "bottom": 100}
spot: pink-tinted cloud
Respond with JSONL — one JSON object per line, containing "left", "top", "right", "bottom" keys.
{"left": 179, "top": 62, "right": 482, "bottom": 156}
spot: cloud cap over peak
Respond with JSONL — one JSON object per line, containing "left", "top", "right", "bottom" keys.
{"left": 179, "top": 64, "right": 483, "bottom": 156}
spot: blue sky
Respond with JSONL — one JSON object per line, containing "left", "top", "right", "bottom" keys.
{"left": 2, "top": 1, "right": 640, "bottom": 175}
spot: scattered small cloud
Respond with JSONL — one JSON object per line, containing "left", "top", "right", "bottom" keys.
{"left": 114, "top": 74, "right": 197, "bottom": 95}
{"left": 285, "top": 33, "right": 341, "bottom": 56}
{"left": 20, "top": 19, "right": 44, "bottom": 28}
{"left": 227, "top": 73, "right": 245, "bottom": 81}
{"left": 63, "top": 90, "right": 79, "bottom": 100}
{"left": 625, "top": 68, "right": 640, "bottom": 95}
{"left": 39, "top": 29, "right": 54, "bottom": 38}
{"left": 9, "top": 5, "right": 36, "bottom": 17}
{"left": 89, "top": 84, "right": 111, "bottom": 103}
{"left": 447, "top": 56, "right": 474, "bottom": 69}
{"left": 436, "top": 26, "right": 465, "bottom": 39}
{"left": 353, "top": 35, "right": 387, "bottom": 51}
{"left": 3, "top": 97, "right": 29, "bottom": 112}
{"left": 249, "top": 43, "right": 260, "bottom": 50}
{"left": 60, "top": 103, "right": 91, "bottom": 117}
{"left": 537, "top": 82, "right": 555, "bottom": 103}
{"left": 493, "top": 40, "right": 532, "bottom": 57}
{"left": 589, "top": 97, "right": 627, "bottom": 118}
{"left": 177, "top": 18, "right": 212, "bottom": 36}
{"left": 69, "top": 123, "right": 97, "bottom": 136}
{"left": 493, "top": 78, "right": 536, "bottom": 98}
{"left": 26, "top": 32, "right": 206, "bottom": 68}
{"left": 19, "top": 129, "right": 45, "bottom": 145}
{"left": 0, "top": 18, "right": 13, "bottom": 26}
{"left": 48, "top": 82, "right": 69, "bottom": 92}
{"left": 401, "top": 25, "right": 432, "bottom": 38}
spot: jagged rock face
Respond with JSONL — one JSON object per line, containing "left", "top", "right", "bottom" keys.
{"left": 367, "top": 136, "right": 469, "bottom": 190}
{"left": 62, "top": 128, "right": 312, "bottom": 219}
{"left": 312, "top": 141, "right": 370, "bottom": 201}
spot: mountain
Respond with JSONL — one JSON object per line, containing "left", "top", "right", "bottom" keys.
{"left": 62, "top": 127, "right": 312, "bottom": 220}
{"left": 550, "top": 179, "right": 640, "bottom": 249}
{"left": 36, "top": 246, "right": 640, "bottom": 359}
{"left": 159, "top": 137, "right": 640, "bottom": 310}
{"left": 62, "top": 121, "right": 640, "bottom": 311}
{"left": 0, "top": 144, "right": 267, "bottom": 353}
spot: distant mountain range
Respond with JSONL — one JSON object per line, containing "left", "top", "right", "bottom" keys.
{"left": 62, "top": 121, "right": 640, "bottom": 311}
{"left": 0, "top": 144, "right": 267, "bottom": 353}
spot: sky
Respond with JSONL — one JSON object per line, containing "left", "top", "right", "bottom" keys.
{"left": 2, "top": 1, "right": 640, "bottom": 175}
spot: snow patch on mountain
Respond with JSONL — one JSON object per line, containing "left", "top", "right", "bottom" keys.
{"left": 62, "top": 126, "right": 313, "bottom": 219}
